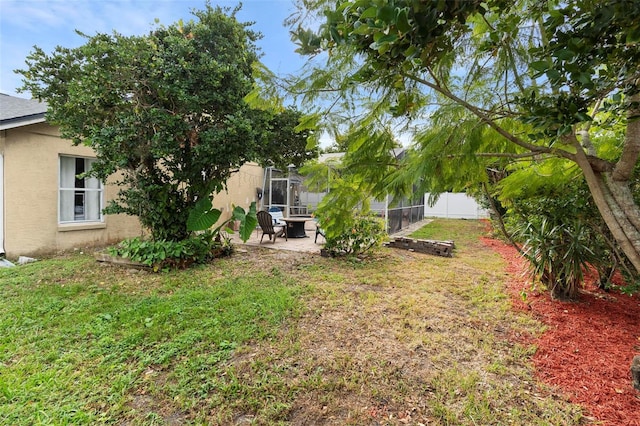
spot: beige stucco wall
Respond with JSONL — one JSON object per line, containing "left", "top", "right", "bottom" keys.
{"left": 2, "top": 123, "right": 143, "bottom": 258}
{"left": 212, "top": 162, "right": 265, "bottom": 222}
{"left": 1, "top": 122, "right": 266, "bottom": 257}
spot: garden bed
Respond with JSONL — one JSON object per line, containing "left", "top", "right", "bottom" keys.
{"left": 482, "top": 236, "right": 640, "bottom": 426}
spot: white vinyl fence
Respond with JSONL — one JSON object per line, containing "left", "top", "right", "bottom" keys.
{"left": 424, "top": 192, "right": 490, "bottom": 219}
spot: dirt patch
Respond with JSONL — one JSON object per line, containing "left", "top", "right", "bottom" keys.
{"left": 120, "top": 367, "right": 187, "bottom": 425}
{"left": 482, "top": 236, "right": 640, "bottom": 426}
{"left": 121, "top": 393, "right": 187, "bottom": 426}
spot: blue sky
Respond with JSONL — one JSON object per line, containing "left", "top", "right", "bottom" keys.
{"left": 0, "top": 0, "right": 307, "bottom": 98}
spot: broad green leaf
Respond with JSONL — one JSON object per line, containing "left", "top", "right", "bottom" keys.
{"left": 373, "top": 34, "right": 398, "bottom": 45}
{"left": 396, "top": 8, "right": 411, "bottom": 33}
{"left": 576, "top": 72, "right": 592, "bottom": 85}
{"left": 546, "top": 69, "right": 562, "bottom": 81}
{"left": 187, "top": 197, "right": 222, "bottom": 232}
{"left": 377, "top": 42, "right": 391, "bottom": 54}
{"left": 554, "top": 49, "right": 575, "bottom": 61}
{"left": 352, "top": 23, "right": 372, "bottom": 35}
{"left": 530, "top": 60, "right": 549, "bottom": 72}
{"left": 575, "top": 111, "right": 592, "bottom": 122}
{"left": 360, "top": 7, "right": 377, "bottom": 19}
{"left": 329, "top": 26, "right": 341, "bottom": 43}
{"left": 233, "top": 202, "right": 258, "bottom": 242}
{"left": 377, "top": 5, "right": 395, "bottom": 23}
{"left": 187, "top": 197, "right": 211, "bottom": 231}
{"left": 404, "top": 45, "right": 417, "bottom": 58}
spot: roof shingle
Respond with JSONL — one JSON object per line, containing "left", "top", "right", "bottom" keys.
{"left": 0, "top": 93, "right": 47, "bottom": 130}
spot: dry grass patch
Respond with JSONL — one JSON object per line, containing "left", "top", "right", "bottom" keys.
{"left": 223, "top": 220, "right": 583, "bottom": 425}
{"left": 0, "top": 220, "right": 584, "bottom": 425}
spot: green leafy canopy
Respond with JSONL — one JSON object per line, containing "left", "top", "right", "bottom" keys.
{"left": 288, "top": 0, "right": 640, "bottom": 279}
{"left": 19, "top": 3, "right": 316, "bottom": 243}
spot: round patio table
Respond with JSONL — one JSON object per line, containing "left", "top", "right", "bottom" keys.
{"left": 282, "top": 217, "right": 311, "bottom": 238}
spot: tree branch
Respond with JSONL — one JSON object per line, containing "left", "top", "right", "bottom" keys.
{"left": 482, "top": 182, "right": 523, "bottom": 253}
{"left": 471, "top": 152, "right": 546, "bottom": 159}
{"left": 402, "top": 71, "right": 570, "bottom": 158}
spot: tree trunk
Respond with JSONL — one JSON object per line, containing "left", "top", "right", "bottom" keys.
{"left": 632, "top": 355, "right": 640, "bottom": 391}
{"left": 482, "top": 182, "right": 522, "bottom": 253}
{"left": 573, "top": 149, "right": 640, "bottom": 274}
{"left": 574, "top": 95, "right": 640, "bottom": 275}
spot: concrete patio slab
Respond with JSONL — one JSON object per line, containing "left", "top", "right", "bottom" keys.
{"left": 227, "top": 219, "right": 432, "bottom": 254}
{"left": 228, "top": 220, "right": 324, "bottom": 254}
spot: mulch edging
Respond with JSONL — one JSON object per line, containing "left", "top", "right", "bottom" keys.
{"left": 481, "top": 236, "right": 640, "bottom": 426}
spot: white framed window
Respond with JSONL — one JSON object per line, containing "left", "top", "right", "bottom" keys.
{"left": 59, "top": 156, "right": 103, "bottom": 223}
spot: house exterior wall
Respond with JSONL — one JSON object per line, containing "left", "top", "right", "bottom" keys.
{"left": 2, "top": 123, "right": 142, "bottom": 258}
{"left": 1, "top": 120, "right": 264, "bottom": 258}
{"left": 0, "top": 144, "right": 4, "bottom": 254}
{"left": 212, "top": 162, "right": 264, "bottom": 222}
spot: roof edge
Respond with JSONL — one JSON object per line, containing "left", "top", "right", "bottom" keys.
{"left": 0, "top": 113, "right": 47, "bottom": 131}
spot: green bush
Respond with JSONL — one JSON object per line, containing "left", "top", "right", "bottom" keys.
{"left": 505, "top": 181, "right": 615, "bottom": 299}
{"left": 108, "top": 231, "right": 232, "bottom": 271}
{"left": 108, "top": 199, "right": 255, "bottom": 272}
{"left": 323, "top": 214, "right": 386, "bottom": 257}
{"left": 518, "top": 218, "right": 601, "bottom": 299}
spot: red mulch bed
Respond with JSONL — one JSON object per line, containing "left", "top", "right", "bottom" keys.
{"left": 481, "top": 236, "right": 640, "bottom": 426}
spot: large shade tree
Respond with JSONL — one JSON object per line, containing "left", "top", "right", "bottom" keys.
{"left": 287, "top": 0, "right": 640, "bottom": 281}
{"left": 18, "top": 4, "right": 316, "bottom": 242}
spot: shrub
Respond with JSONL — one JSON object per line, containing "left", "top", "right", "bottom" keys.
{"left": 108, "top": 199, "right": 256, "bottom": 272}
{"left": 518, "top": 218, "right": 602, "bottom": 299}
{"left": 503, "top": 178, "right": 623, "bottom": 299}
{"left": 108, "top": 231, "right": 232, "bottom": 272}
{"left": 323, "top": 214, "right": 386, "bottom": 257}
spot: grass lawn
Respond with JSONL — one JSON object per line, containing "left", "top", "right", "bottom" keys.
{"left": 0, "top": 219, "right": 584, "bottom": 425}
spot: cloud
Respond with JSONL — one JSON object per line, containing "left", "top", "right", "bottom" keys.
{"left": 2, "top": 0, "right": 198, "bottom": 96}
{"left": 1, "top": 2, "right": 66, "bottom": 31}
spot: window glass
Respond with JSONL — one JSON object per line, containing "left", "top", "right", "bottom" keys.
{"left": 59, "top": 156, "right": 103, "bottom": 223}
{"left": 270, "top": 179, "right": 287, "bottom": 205}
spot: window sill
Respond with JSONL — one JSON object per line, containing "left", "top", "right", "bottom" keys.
{"left": 58, "top": 222, "right": 106, "bottom": 232}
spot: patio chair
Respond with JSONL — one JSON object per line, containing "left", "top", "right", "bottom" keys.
{"left": 314, "top": 219, "right": 325, "bottom": 243}
{"left": 257, "top": 211, "right": 287, "bottom": 244}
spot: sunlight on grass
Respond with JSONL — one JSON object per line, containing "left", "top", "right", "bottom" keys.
{"left": 410, "top": 218, "right": 487, "bottom": 245}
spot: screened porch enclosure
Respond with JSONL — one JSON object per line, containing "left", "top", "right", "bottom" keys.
{"left": 262, "top": 167, "right": 308, "bottom": 216}
{"left": 261, "top": 165, "right": 425, "bottom": 234}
